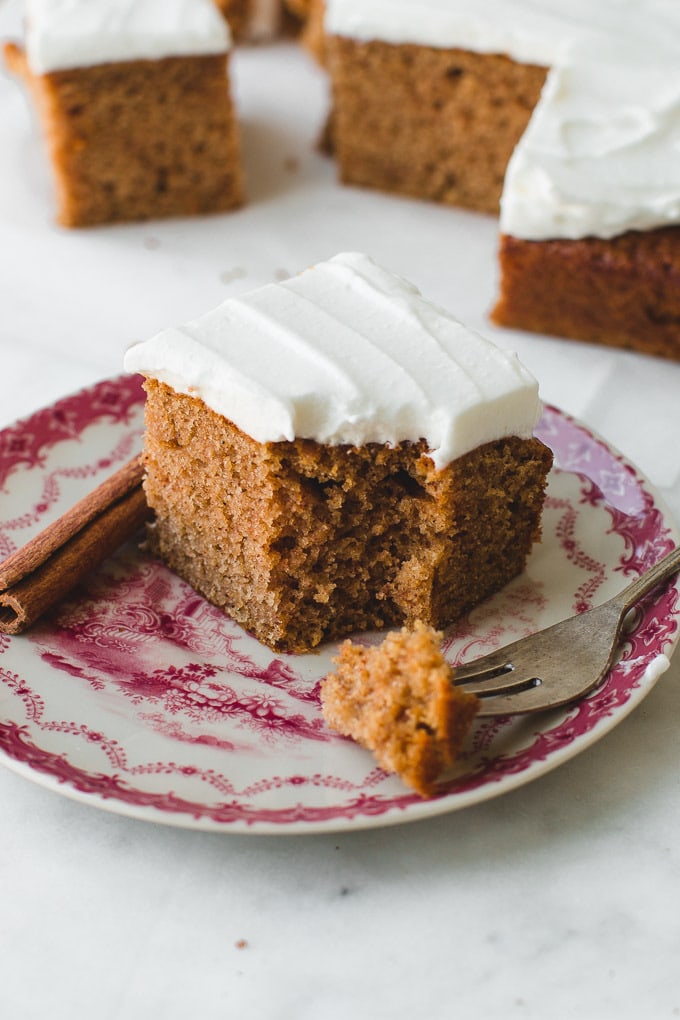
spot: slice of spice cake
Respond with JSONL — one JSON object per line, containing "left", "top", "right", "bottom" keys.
{"left": 124, "top": 252, "right": 552, "bottom": 653}
{"left": 324, "top": 0, "right": 547, "bottom": 214}
{"left": 4, "top": 0, "right": 244, "bottom": 227}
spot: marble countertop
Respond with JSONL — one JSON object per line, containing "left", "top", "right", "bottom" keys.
{"left": 1, "top": 6, "right": 680, "bottom": 1018}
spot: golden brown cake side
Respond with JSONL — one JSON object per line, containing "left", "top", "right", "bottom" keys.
{"left": 492, "top": 228, "right": 680, "bottom": 361}
{"left": 141, "top": 379, "right": 552, "bottom": 654}
{"left": 327, "top": 36, "right": 547, "bottom": 214}
{"left": 4, "top": 43, "right": 244, "bottom": 227}
{"left": 321, "top": 622, "right": 479, "bottom": 797}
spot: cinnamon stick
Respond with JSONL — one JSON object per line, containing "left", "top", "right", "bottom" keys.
{"left": 0, "top": 455, "right": 151, "bottom": 634}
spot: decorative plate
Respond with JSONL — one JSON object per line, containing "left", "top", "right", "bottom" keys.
{"left": 0, "top": 375, "right": 678, "bottom": 833}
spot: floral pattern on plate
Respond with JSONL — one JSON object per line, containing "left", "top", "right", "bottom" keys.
{"left": 0, "top": 375, "right": 678, "bottom": 833}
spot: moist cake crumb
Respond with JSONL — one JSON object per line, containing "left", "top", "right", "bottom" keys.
{"left": 321, "top": 621, "right": 479, "bottom": 797}
{"left": 140, "top": 378, "right": 551, "bottom": 653}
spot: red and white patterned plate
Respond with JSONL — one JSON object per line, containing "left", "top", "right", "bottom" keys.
{"left": 0, "top": 375, "right": 678, "bottom": 833}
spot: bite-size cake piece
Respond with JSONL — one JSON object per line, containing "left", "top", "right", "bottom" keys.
{"left": 4, "top": 0, "right": 244, "bottom": 227}
{"left": 321, "top": 622, "right": 479, "bottom": 797}
{"left": 124, "top": 252, "right": 552, "bottom": 653}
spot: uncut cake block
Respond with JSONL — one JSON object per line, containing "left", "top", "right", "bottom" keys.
{"left": 4, "top": 0, "right": 244, "bottom": 227}
{"left": 124, "top": 252, "right": 552, "bottom": 653}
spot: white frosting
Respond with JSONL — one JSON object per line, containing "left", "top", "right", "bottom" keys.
{"left": 124, "top": 253, "right": 542, "bottom": 470}
{"left": 325, "top": 0, "right": 680, "bottom": 241}
{"left": 325, "top": 0, "right": 573, "bottom": 65}
{"left": 24, "top": 0, "right": 231, "bottom": 74}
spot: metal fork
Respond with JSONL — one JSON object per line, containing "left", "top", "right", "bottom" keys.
{"left": 453, "top": 545, "right": 680, "bottom": 716}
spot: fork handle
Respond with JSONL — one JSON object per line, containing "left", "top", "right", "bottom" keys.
{"left": 616, "top": 545, "right": 680, "bottom": 615}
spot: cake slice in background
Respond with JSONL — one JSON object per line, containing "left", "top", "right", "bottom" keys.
{"left": 125, "top": 252, "right": 552, "bottom": 653}
{"left": 4, "top": 0, "right": 244, "bottom": 227}
{"left": 324, "top": 0, "right": 680, "bottom": 361}
{"left": 325, "top": 9, "right": 546, "bottom": 214}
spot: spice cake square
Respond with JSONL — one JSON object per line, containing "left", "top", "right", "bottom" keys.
{"left": 325, "top": 31, "right": 546, "bottom": 215}
{"left": 4, "top": 0, "right": 244, "bottom": 227}
{"left": 124, "top": 252, "right": 552, "bottom": 653}
{"left": 324, "top": 0, "right": 680, "bottom": 360}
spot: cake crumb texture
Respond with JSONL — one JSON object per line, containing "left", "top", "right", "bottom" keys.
{"left": 327, "top": 37, "right": 547, "bottom": 214}
{"left": 321, "top": 621, "right": 479, "bottom": 797}
{"left": 4, "top": 43, "right": 244, "bottom": 227}
{"left": 141, "top": 380, "right": 552, "bottom": 654}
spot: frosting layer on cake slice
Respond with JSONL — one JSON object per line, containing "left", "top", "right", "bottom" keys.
{"left": 24, "top": 0, "right": 231, "bottom": 73}
{"left": 124, "top": 252, "right": 541, "bottom": 469}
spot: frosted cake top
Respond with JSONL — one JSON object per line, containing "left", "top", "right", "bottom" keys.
{"left": 124, "top": 252, "right": 542, "bottom": 470}
{"left": 24, "top": 0, "right": 231, "bottom": 73}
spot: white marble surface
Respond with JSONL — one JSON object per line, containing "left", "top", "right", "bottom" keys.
{"left": 1, "top": 4, "right": 680, "bottom": 1017}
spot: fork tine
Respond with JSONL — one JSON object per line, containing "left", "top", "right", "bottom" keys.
{"left": 452, "top": 650, "right": 516, "bottom": 684}
{"left": 473, "top": 690, "right": 552, "bottom": 718}
{"left": 448, "top": 546, "right": 680, "bottom": 717}
{"left": 453, "top": 600, "right": 624, "bottom": 715}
